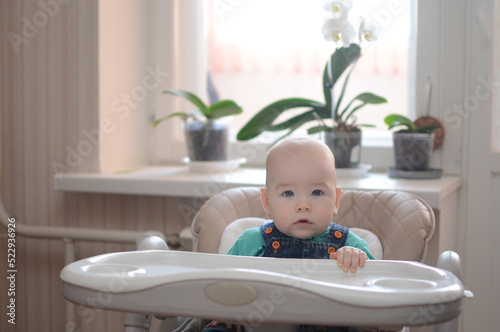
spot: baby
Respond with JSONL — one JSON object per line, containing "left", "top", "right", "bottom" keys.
{"left": 203, "top": 137, "right": 374, "bottom": 331}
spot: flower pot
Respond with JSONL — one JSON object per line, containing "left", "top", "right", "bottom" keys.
{"left": 324, "top": 130, "right": 362, "bottom": 168}
{"left": 184, "top": 118, "right": 229, "bottom": 161}
{"left": 392, "top": 132, "right": 434, "bottom": 171}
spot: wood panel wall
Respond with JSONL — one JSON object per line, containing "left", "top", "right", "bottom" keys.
{"left": 0, "top": 1, "right": 192, "bottom": 331}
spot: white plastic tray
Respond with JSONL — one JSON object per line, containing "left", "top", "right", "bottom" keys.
{"left": 61, "top": 250, "right": 467, "bottom": 328}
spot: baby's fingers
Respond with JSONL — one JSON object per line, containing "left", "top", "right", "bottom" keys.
{"left": 349, "top": 250, "right": 360, "bottom": 272}
{"left": 358, "top": 251, "right": 367, "bottom": 268}
{"left": 330, "top": 247, "right": 367, "bottom": 273}
{"left": 225, "top": 323, "right": 241, "bottom": 332}
{"left": 348, "top": 250, "right": 367, "bottom": 272}
{"left": 331, "top": 248, "right": 349, "bottom": 271}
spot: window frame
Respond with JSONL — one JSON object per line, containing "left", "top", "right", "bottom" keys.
{"left": 147, "top": 0, "right": 462, "bottom": 174}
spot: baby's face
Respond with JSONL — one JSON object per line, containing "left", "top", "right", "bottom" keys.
{"left": 261, "top": 140, "right": 340, "bottom": 239}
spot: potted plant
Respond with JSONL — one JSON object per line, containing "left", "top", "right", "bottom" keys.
{"left": 384, "top": 114, "right": 444, "bottom": 172}
{"left": 236, "top": 4, "right": 387, "bottom": 168}
{"left": 154, "top": 90, "right": 243, "bottom": 161}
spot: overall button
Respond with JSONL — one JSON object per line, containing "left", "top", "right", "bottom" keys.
{"left": 334, "top": 231, "right": 343, "bottom": 239}
{"left": 327, "top": 247, "right": 336, "bottom": 255}
{"left": 272, "top": 241, "right": 280, "bottom": 253}
{"left": 265, "top": 227, "right": 273, "bottom": 234}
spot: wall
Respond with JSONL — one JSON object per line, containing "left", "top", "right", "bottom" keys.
{"left": 0, "top": 1, "right": 192, "bottom": 331}
{"left": 459, "top": 1, "right": 500, "bottom": 330}
{"left": 98, "top": 0, "right": 152, "bottom": 172}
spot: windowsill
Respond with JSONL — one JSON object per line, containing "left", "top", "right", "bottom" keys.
{"left": 54, "top": 165, "right": 462, "bottom": 210}
{"left": 229, "top": 131, "right": 394, "bottom": 169}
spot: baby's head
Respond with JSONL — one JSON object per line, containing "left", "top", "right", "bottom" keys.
{"left": 261, "top": 136, "right": 342, "bottom": 239}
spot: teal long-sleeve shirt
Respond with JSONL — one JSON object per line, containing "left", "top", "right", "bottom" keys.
{"left": 226, "top": 225, "right": 375, "bottom": 259}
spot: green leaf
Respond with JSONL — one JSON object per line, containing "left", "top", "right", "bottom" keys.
{"left": 153, "top": 112, "right": 189, "bottom": 128}
{"left": 340, "top": 92, "right": 387, "bottom": 123}
{"left": 384, "top": 114, "right": 416, "bottom": 131}
{"left": 236, "top": 98, "right": 325, "bottom": 141}
{"left": 322, "top": 68, "right": 333, "bottom": 110}
{"left": 206, "top": 100, "right": 243, "bottom": 119}
{"left": 162, "top": 90, "right": 208, "bottom": 113}
{"left": 334, "top": 61, "right": 358, "bottom": 119}
{"left": 263, "top": 109, "right": 331, "bottom": 144}
{"left": 343, "top": 102, "right": 367, "bottom": 123}
{"left": 307, "top": 125, "right": 333, "bottom": 134}
{"left": 272, "top": 121, "right": 307, "bottom": 144}
{"left": 355, "top": 92, "right": 388, "bottom": 104}
{"left": 328, "top": 44, "right": 362, "bottom": 87}
{"left": 323, "top": 44, "right": 361, "bottom": 108}
{"left": 269, "top": 108, "right": 330, "bottom": 132}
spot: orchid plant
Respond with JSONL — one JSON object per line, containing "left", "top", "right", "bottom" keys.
{"left": 237, "top": 0, "right": 387, "bottom": 142}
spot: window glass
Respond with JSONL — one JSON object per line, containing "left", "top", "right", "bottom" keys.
{"left": 207, "top": 0, "right": 413, "bottom": 134}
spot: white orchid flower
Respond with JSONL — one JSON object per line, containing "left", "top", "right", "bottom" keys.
{"left": 323, "top": 0, "right": 353, "bottom": 18}
{"left": 322, "top": 16, "right": 356, "bottom": 47}
{"left": 358, "top": 16, "right": 381, "bottom": 43}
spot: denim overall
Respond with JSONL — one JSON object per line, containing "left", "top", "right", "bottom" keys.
{"left": 203, "top": 222, "right": 359, "bottom": 332}
{"left": 259, "top": 221, "right": 349, "bottom": 259}
{"left": 262, "top": 221, "right": 356, "bottom": 332}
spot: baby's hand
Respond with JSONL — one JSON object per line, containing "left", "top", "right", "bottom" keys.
{"left": 330, "top": 246, "right": 367, "bottom": 273}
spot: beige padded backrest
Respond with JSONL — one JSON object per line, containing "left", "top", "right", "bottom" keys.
{"left": 335, "top": 190, "right": 435, "bottom": 262}
{"left": 192, "top": 187, "right": 267, "bottom": 253}
{"left": 192, "top": 187, "right": 435, "bottom": 262}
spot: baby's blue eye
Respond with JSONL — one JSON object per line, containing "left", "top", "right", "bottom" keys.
{"left": 312, "top": 189, "right": 323, "bottom": 196}
{"left": 282, "top": 190, "right": 294, "bottom": 197}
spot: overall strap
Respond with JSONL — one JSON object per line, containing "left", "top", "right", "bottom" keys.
{"left": 260, "top": 221, "right": 282, "bottom": 242}
{"left": 326, "top": 222, "right": 349, "bottom": 248}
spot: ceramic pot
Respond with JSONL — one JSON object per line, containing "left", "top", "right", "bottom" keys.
{"left": 324, "top": 130, "right": 362, "bottom": 168}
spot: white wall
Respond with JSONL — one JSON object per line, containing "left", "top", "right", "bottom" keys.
{"left": 456, "top": 1, "right": 500, "bottom": 331}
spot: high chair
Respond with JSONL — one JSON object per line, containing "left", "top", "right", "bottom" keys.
{"left": 192, "top": 187, "right": 435, "bottom": 262}
{"left": 61, "top": 188, "right": 472, "bottom": 332}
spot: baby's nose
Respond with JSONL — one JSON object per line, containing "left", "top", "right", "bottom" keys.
{"left": 296, "top": 201, "right": 311, "bottom": 212}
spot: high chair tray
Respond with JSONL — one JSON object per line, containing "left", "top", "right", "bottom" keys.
{"left": 61, "top": 250, "right": 467, "bottom": 328}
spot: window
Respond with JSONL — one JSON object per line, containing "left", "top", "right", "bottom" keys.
{"left": 207, "top": 0, "right": 414, "bottom": 134}
{"left": 98, "top": 1, "right": 463, "bottom": 173}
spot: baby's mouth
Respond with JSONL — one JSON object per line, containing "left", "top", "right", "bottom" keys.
{"left": 295, "top": 218, "right": 312, "bottom": 225}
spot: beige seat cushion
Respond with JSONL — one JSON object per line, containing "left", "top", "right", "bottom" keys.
{"left": 192, "top": 187, "right": 434, "bottom": 262}
{"left": 218, "top": 217, "right": 269, "bottom": 254}
{"left": 192, "top": 187, "right": 268, "bottom": 254}
{"left": 335, "top": 190, "right": 435, "bottom": 262}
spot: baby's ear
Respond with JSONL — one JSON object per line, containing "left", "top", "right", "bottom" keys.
{"left": 260, "top": 188, "right": 271, "bottom": 216}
